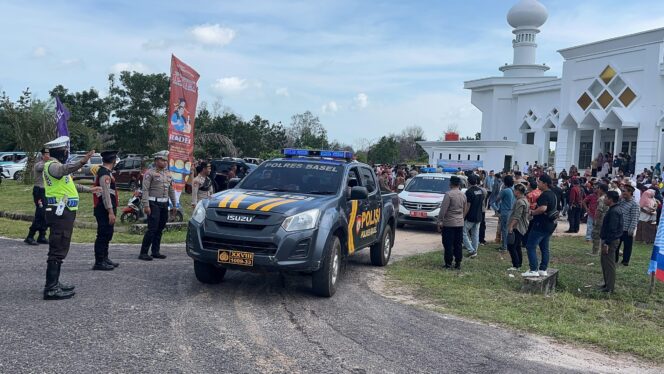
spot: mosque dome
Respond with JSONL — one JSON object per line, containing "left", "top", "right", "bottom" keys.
{"left": 507, "top": 0, "right": 548, "bottom": 28}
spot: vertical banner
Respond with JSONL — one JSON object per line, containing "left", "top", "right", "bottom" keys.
{"left": 167, "top": 54, "right": 200, "bottom": 206}
{"left": 55, "top": 97, "right": 71, "bottom": 152}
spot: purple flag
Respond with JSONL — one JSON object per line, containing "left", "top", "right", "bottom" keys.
{"left": 55, "top": 97, "right": 70, "bottom": 137}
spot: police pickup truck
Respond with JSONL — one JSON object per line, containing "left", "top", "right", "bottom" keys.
{"left": 186, "top": 149, "right": 398, "bottom": 297}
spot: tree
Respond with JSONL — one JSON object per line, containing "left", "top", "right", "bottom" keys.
{"left": 107, "top": 72, "right": 170, "bottom": 154}
{"left": 287, "top": 111, "right": 328, "bottom": 149}
{"left": 398, "top": 126, "right": 428, "bottom": 163}
{"left": 367, "top": 135, "right": 399, "bottom": 164}
{"left": 0, "top": 89, "right": 56, "bottom": 184}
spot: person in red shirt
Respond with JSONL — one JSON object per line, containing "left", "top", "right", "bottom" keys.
{"left": 526, "top": 180, "right": 542, "bottom": 210}
{"left": 567, "top": 178, "right": 584, "bottom": 233}
{"left": 582, "top": 183, "right": 599, "bottom": 242}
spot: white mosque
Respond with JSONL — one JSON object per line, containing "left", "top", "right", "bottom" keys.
{"left": 419, "top": 0, "right": 664, "bottom": 173}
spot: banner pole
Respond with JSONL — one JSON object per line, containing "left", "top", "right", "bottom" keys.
{"left": 650, "top": 272, "right": 656, "bottom": 295}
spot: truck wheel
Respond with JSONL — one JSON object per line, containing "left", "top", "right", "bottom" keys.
{"left": 370, "top": 226, "right": 392, "bottom": 266}
{"left": 193, "top": 260, "right": 226, "bottom": 284}
{"left": 14, "top": 171, "right": 23, "bottom": 181}
{"left": 129, "top": 180, "right": 137, "bottom": 191}
{"left": 397, "top": 222, "right": 405, "bottom": 229}
{"left": 312, "top": 236, "right": 341, "bottom": 297}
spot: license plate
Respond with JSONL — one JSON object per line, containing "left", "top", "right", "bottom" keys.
{"left": 218, "top": 250, "right": 254, "bottom": 266}
{"left": 410, "top": 211, "right": 428, "bottom": 218}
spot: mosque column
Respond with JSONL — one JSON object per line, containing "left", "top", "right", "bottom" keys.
{"left": 613, "top": 127, "right": 623, "bottom": 157}
{"left": 591, "top": 128, "right": 602, "bottom": 162}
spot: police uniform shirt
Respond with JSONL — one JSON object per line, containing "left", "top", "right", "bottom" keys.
{"left": 191, "top": 175, "right": 213, "bottom": 204}
{"left": 95, "top": 166, "right": 118, "bottom": 210}
{"left": 142, "top": 167, "right": 176, "bottom": 206}
{"left": 47, "top": 159, "right": 92, "bottom": 193}
{"left": 33, "top": 160, "right": 45, "bottom": 188}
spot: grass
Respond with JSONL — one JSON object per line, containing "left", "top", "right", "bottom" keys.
{"left": 387, "top": 237, "right": 664, "bottom": 363}
{"left": 0, "top": 179, "right": 191, "bottom": 243}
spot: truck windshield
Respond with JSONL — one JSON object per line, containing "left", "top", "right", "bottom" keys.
{"left": 238, "top": 161, "right": 343, "bottom": 195}
{"left": 405, "top": 176, "right": 450, "bottom": 193}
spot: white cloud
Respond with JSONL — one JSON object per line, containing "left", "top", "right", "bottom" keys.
{"left": 275, "top": 87, "right": 290, "bottom": 97}
{"left": 56, "top": 58, "right": 83, "bottom": 69}
{"left": 354, "top": 93, "right": 368, "bottom": 109}
{"left": 32, "top": 46, "right": 47, "bottom": 58}
{"left": 190, "top": 24, "right": 236, "bottom": 46}
{"left": 212, "top": 77, "right": 248, "bottom": 95}
{"left": 110, "top": 62, "right": 150, "bottom": 74}
{"left": 142, "top": 39, "right": 171, "bottom": 50}
{"left": 322, "top": 101, "right": 338, "bottom": 114}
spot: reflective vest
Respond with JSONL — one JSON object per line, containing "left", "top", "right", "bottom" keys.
{"left": 43, "top": 160, "right": 79, "bottom": 211}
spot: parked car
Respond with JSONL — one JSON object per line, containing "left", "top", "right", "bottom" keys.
{"left": 396, "top": 173, "right": 468, "bottom": 229}
{"left": 210, "top": 158, "right": 252, "bottom": 192}
{"left": 243, "top": 157, "right": 263, "bottom": 165}
{"left": 0, "top": 152, "right": 27, "bottom": 167}
{"left": 0, "top": 158, "right": 27, "bottom": 180}
{"left": 72, "top": 154, "right": 103, "bottom": 180}
{"left": 113, "top": 157, "right": 149, "bottom": 190}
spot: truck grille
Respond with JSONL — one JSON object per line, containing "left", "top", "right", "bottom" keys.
{"left": 402, "top": 201, "right": 439, "bottom": 212}
{"left": 202, "top": 236, "right": 278, "bottom": 255}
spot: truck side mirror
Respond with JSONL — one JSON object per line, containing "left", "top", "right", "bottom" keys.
{"left": 349, "top": 186, "right": 369, "bottom": 200}
{"left": 397, "top": 184, "right": 405, "bottom": 192}
{"left": 228, "top": 177, "right": 241, "bottom": 189}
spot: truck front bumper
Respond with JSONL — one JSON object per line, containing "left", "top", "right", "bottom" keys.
{"left": 185, "top": 220, "right": 324, "bottom": 272}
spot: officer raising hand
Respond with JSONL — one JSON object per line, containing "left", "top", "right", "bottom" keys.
{"left": 139, "top": 151, "right": 177, "bottom": 261}
{"left": 41, "top": 136, "right": 101, "bottom": 300}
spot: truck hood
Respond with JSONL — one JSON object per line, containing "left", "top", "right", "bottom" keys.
{"left": 398, "top": 191, "right": 445, "bottom": 203}
{"left": 207, "top": 189, "right": 333, "bottom": 215}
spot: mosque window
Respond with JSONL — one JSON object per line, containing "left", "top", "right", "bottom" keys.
{"left": 609, "top": 76, "right": 626, "bottom": 95}
{"left": 600, "top": 66, "right": 617, "bottom": 84}
{"left": 588, "top": 80, "right": 603, "bottom": 98}
{"left": 458, "top": 154, "right": 461, "bottom": 160}
{"left": 477, "top": 155, "right": 480, "bottom": 161}
{"left": 577, "top": 93, "right": 592, "bottom": 110}
{"left": 448, "top": 154, "right": 451, "bottom": 160}
{"left": 467, "top": 155, "right": 471, "bottom": 160}
{"left": 619, "top": 87, "right": 637, "bottom": 107}
{"left": 597, "top": 90, "right": 614, "bottom": 109}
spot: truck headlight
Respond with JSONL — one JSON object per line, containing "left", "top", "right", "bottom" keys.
{"left": 281, "top": 209, "right": 320, "bottom": 232}
{"left": 192, "top": 201, "right": 207, "bottom": 224}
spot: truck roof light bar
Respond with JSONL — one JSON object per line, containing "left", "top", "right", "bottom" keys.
{"left": 282, "top": 148, "right": 353, "bottom": 161}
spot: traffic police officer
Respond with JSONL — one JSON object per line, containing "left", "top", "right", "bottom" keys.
{"left": 42, "top": 136, "right": 100, "bottom": 300}
{"left": 92, "top": 151, "right": 120, "bottom": 270}
{"left": 139, "top": 151, "right": 176, "bottom": 261}
{"left": 25, "top": 148, "right": 50, "bottom": 245}
{"left": 191, "top": 161, "right": 213, "bottom": 207}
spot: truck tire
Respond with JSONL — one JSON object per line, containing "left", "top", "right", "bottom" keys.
{"left": 128, "top": 180, "right": 137, "bottom": 191}
{"left": 312, "top": 236, "right": 341, "bottom": 297}
{"left": 14, "top": 171, "right": 23, "bottom": 181}
{"left": 370, "top": 226, "right": 392, "bottom": 266}
{"left": 397, "top": 222, "right": 405, "bottom": 229}
{"left": 193, "top": 260, "right": 226, "bottom": 284}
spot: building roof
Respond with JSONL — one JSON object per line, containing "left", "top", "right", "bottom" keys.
{"left": 558, "top": 27, "right": 664, "bottom": 60}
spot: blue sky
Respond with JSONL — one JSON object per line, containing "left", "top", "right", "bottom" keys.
{"left": 2, "top": 0, "right": 664, "bottom": 148}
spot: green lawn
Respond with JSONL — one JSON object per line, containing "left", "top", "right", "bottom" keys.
{"left": 0, "top": 179, "right": 191, "bottom": 243}
{"left": 387, "top": 237, "right": 664, "bottom": 363}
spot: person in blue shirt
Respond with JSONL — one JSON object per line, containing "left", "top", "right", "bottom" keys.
{"left": 496, "top": 175, "right": 515, "bottom": 251}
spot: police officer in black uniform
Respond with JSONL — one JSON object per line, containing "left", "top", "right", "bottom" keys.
{"left": 92, "top": 151, "right": 120, "bottom": 270}
{"left": 25, "top": 148, "right": 50, "bottom": 245}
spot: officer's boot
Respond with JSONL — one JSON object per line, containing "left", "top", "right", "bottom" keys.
{"left": 43, "top": 261, "right": 75, "bottom": 300}
{"left": 24, "top": 230, "right": 38, "bottom": 246}
{"left": 92, "top": 254, "right": 114, "bottom": 271}
{"left": 103, "top": 247, "right": 119, "bottom": 268}
{"left": 37, "top": 231, "right": 49, "bottom": 244}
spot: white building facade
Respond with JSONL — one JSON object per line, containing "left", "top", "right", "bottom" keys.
{"left": 420, "top": 0, "right": 664, "bottom": 173}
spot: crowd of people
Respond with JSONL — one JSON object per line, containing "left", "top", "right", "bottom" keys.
{"left": 375, "top": 155, "right": 662, "bottom": 294}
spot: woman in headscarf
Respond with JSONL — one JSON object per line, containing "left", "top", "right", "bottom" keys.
{"left": 635, "top": 189, "right": 658, "bottom": 243}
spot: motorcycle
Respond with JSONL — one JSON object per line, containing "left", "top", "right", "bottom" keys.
{"left": 120, "top": 190, "right": 184, "bottom": 223}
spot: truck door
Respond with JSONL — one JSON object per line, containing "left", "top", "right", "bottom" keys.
{"left": 346, "top": 167, "right": 369, "bottom": 254}
{"left": 358, "top": 167, "right": 381, "bottom": 246}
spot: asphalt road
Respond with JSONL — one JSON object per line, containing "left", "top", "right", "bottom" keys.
{"left": 0, "top": 225, "right": 657, "bottom": 374}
